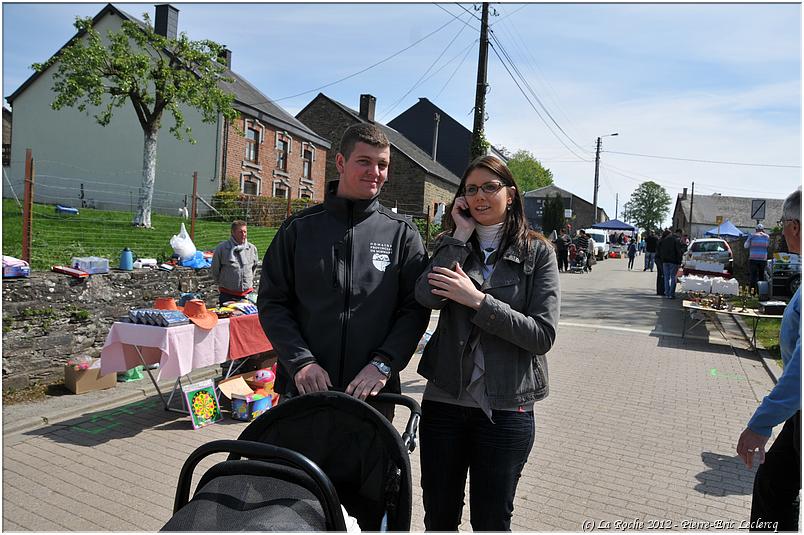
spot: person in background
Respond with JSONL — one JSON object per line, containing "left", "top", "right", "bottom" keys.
{"left": 257, "top": 123, "right": 429, "bottom": 416}
{"left": 627, "top": 240, "right": 637, "bottom": 270}
{"left": 644, "top": 230, "right": 658, "bottom": 272}
{"left": 574, "top": 230, "right": 593, "bottom": 272}
{"left": 658, "top": 228, "right": 684, "bottom": 299}
{"left": 736, "top": 187, "right": 800, "bottom": 531}
{"left": 415, "top": 155, "right": 560, "bottom": 531}
{"left": 211, "top": 220, "right": 259, "bottom": 306}
{"left": 744, "top": 223, "right": 771, "bottom": 292}
{"left": 655, "top": 229, "right": 671, "bottom": 296}
{"left": 555, "top": 227, "right": 571, "bottom": 272}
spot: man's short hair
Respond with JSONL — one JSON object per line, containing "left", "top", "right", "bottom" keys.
{"left": 339, "top": 123, "right": 390, "bottom": 160}
{"left": 783, "top": 187, "right": 801, "bottom": 221}
{"left": 231, "top": 220, "right": 247, "bottom": 231}
{"left": 675, "top": 228, "right": 683, "bottom": 234}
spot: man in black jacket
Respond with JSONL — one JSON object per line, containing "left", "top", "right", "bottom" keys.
{"left": 643, "top": 230, "right": 658, "bottom": 271}
{"left": 658, "top": 228, "right": 685, "bottom": 299}
{"left": 258, "top": 124, "right": 430, "bottom": 409}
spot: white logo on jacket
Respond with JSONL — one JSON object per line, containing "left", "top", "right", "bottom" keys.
{"left": 370, "top": 242, "right": 393, "bottom": 272}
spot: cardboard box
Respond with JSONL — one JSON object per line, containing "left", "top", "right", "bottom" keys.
{"left": 218, "top": 371, "right": 278, "bottom": 421}
{"left": 64, "top": 359, "right": 117, "bottom": 394}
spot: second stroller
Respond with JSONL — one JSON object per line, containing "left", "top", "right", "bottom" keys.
{"left": 568, "top": 243, "right": 588, "bottom": 273}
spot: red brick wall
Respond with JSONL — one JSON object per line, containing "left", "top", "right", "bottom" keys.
{"left": 222, "top": 115, "right": 327, "bottom": 201}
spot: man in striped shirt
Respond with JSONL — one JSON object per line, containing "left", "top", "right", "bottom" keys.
{"left": 744, "top": 223, "right": 770, "bottom": 291}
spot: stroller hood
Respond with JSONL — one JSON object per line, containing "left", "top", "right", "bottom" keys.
{"left": 235, "top": 391, "right": 413, "bottom": 531}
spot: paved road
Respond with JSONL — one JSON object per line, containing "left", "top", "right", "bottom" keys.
{"left": 3, "top": 255, "right": 777, "bottom": 531}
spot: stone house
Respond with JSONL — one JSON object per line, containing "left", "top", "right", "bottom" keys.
{"left": 4, "top": 3, "right": 330, "bottom": 211}
{"left": 296, "top": 93, "right": 460, "bottom": 216}
{"left": 2, "top": 106, "right": 10, "bottom": 167}
{"left": 524, "top": 184, "right": 609, "bottom": 231}
{"left": 387, "top": 97, "right": 507, "bottom": 179}
{"left": 671, "top": 188, "right": 786, "bottom": 238}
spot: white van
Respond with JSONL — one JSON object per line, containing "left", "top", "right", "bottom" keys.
{"left": 584, "top": 229, "right": 610, "bottom": 260}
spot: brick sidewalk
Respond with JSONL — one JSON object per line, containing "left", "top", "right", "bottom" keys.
{"left": 3, "top": 317, "right": 774, "bottom": 531}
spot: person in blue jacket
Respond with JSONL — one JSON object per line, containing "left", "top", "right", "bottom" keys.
{"left": 736, "top": 187, "right": 800, "bottom": 532}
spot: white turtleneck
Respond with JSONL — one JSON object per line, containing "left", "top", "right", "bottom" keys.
{"left": 475, "top": 222, "right": 503, "bottom": 278}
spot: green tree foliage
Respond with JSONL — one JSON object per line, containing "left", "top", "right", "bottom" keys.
{"left": 542, "top": 192, "right": 565, "bottom": 236}
{"left": 33, "top": 13, "right": 239, "bottom": 228}
{"left": 506, "top": 150, "right": 554, "bottom": 193}
{"left": 622, "top": 181, "right": 672, "bottom": 231}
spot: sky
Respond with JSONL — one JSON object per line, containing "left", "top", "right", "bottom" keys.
{"left": 2, "top": 1, "right": 801, "bottom": 225}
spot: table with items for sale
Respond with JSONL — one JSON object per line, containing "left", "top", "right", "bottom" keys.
{"left": 681, "top": 300, "right": 783, "bottom": 349}
{"left": 100, "top": 314, "right": 273, "bottom": 414}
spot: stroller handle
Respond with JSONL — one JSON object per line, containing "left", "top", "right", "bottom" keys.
{"left": 367, "top": 393, "right": 421, "bottom": 453}
{"left": 172, "top": 439, "right": 347, "bottom": 531}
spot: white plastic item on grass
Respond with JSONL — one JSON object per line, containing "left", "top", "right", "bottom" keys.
{"left": 711, "top": 277, "right": 739, "bottom": 295}
{"left": 169, "top": 222, "right": 197, "bottom": 260}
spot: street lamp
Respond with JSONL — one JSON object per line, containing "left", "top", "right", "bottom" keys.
{"left": 593, "top": 132, "right": 618, "bottom": 224}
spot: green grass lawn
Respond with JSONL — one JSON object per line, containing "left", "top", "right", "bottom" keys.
{"left": 3, "top": 199, "right": 277, "bottom": 270}
{"left": 755, "top": 318, "right": 782, "bottom": 360}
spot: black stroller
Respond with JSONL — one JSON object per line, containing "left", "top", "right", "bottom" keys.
{"left": 569, "top": 245, "right": 588, "bottom": 273}
{"left": 161, "top": 391, "right": 420, "bottom": 531}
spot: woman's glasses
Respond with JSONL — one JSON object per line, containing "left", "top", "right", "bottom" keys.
{"left": 462, "top": 181, "right": 506, "bottom": 197}
{"left": 777, "top": 218, "right": 799, "bottom": 226}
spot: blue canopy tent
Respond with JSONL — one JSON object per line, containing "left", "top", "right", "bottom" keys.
{"left": 703, "top": 219, "right": 746, "bottom": 238}
{"left": 591, "top": 219, "right": 637, "bottom": 232}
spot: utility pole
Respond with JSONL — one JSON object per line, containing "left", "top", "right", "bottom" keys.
{"left": 470, "top": 2, "right": 490, "bottom": 161}
{"left": 689, "top": 181, "right": 695, "bottom": 238}
{"left": 593, "top": 137, "right": 602, "bottom": 224}
{"left": 615, "top": 193, "right": 619, "bottom": 220}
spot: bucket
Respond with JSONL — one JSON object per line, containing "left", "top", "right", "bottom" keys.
{"left": 119, "top": 248, "right": 134, "bottom": 271}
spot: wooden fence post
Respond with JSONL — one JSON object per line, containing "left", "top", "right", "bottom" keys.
{"left": 286, "top": 192, "right": 292, "bottom": 219}
{"left": 22, "top": 148, "right": 34, "bottom": 264}
{"left": 190, "top": 171, "right": 198, "bottom": 241}
{"left": 425, "top": 205, "right": 431, "bottom": 249}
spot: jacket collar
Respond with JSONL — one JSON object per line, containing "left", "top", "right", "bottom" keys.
{"left": 323, "top": 180, "right": 380, "bottom": 222}
{"left": 463, "top": 239, "right": 536, "bottom": 290}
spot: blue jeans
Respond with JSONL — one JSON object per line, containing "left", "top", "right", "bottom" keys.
{"left": 420, "top": 400, "right": 535, "bottom": 531}
{"left": 644, "top": 252, "right": 655, "bottom": 270}
{"left": 663, "top": 263, "right": 679, "bottom": 298}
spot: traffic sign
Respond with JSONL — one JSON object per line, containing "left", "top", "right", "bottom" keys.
{"left": 751, "top": 199, "right": 766, "bottom": 221}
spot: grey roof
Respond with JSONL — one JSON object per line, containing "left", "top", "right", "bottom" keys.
{"left": 524, "top": 184, "right": 594, "bottom": 205}
{"left": 321, "top": 95, "right": 461, "bottom": 186}
{"left": 6, "top": 4, "right": 329, "bottom": 148}
{"left": 674, "top": 193, "right": 785, "bottom": 228}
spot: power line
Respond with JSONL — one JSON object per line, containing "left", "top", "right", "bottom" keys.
{"left": 490, "top": 4, "right": 528, "bottom": 26}
{"left": 379, "top": 18, "right": 472, "bottom": 121}
{"left": 435, "top": 39, "right": 479, "bottom": 99}
{"left": 265, "top": 16, "right": 460, "bottom": 104}
{"left": 489, "top": 31, "right": 591, "bottom": 157}
{"left": 606, "top": 150, "right": 800, "bottom": 169}
{"left": 487, "top": 37, "right": 590, "bottom": 163}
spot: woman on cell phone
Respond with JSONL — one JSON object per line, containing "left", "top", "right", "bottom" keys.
{"left": 414, "top": 155, "right": 560, "bottom": 531}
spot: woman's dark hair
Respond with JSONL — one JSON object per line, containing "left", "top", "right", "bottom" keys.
{"left": 442, "top": 155, "right": 551, "bottom": 255}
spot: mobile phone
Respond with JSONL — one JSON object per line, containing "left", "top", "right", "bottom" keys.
{"left": 460, "top": 207, "right": 472, "bottom": 219}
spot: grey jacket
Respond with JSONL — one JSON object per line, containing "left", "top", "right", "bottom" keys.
{"left": 415, "top": 234, "right": 560, "bottom": 408}
{"left": 211, "top": 238, "right": 259, "bottom": 293}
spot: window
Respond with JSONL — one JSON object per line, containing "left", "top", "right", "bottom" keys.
{"left": 243, "top": 180, "right": 258, "bottom": 195}
{"left": 302, "top": 148, "right": 313, "bottom": 179}
{"left": 277, "top": 139, "right": 288, "bottom": 171}
{"left": 691, "top": 241, "right": 727, "bottom": 253}
{"left": 299, "top": 186, "right": 313, "bottom": 200}
{"left": 245, "top": 127, "right": 259, "bottom": 163}
{"left": 273, "top": 181, "right": 289, "bottom": 198}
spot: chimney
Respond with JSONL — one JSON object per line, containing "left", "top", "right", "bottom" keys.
{"left": 432, "top": 113, "right": 440, "bottom": 161}
{"left": 682, "top": 187, "right": 687, "bottom": 200}
{"left": 154, "top": 4, "right": 179, "bottom": 40}
{"left": 218, "top": 47, "right": 232, "bottom": 69}
{"left": 359, "top": 94, "right": 376, "bottom": 122}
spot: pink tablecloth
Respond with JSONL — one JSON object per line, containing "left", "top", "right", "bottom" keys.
{"left": 100, "top": 319, "right": 230, "bottom": 381}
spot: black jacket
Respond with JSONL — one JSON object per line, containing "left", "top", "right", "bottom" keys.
{"left": 657, "top": 234, "right": 684, "bottom": 264}
{"left": 257, "top": 181, "right": 430, "bottom": 395}
{"left": 415, "top": 235, "right": 560, "bottom": 408}
{"left": 645, "top": 235, "right": 659, "bottom": 253}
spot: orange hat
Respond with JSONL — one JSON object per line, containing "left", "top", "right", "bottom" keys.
{"left": 182, "top": 299, "right": 218, "bottom": 330}
{"left": 154, "top": 297, "right": 183, "bottom": 311}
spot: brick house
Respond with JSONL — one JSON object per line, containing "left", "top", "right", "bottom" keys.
{"left": 219, "top": 58, "right": 330, "bottom": 201}
{"left": 296, "top": 93, "right": 460, "bottom": 216}
{"left": 671, "top": 188, "right": 785, "bottom": 238}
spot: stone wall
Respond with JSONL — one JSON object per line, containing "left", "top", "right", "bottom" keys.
{"left": 1, "top": 266, "right": 252, "bottom": 391}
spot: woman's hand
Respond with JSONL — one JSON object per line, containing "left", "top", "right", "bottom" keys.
{"left": 427, "top": 262, "right": 485, "bottom": 309}
{"left": 451, "top": 197, "right": 475, "bottom": 242}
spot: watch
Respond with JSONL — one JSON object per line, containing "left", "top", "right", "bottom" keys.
{"left": 370, "top": 359, "right": 392, "bottom": 378}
